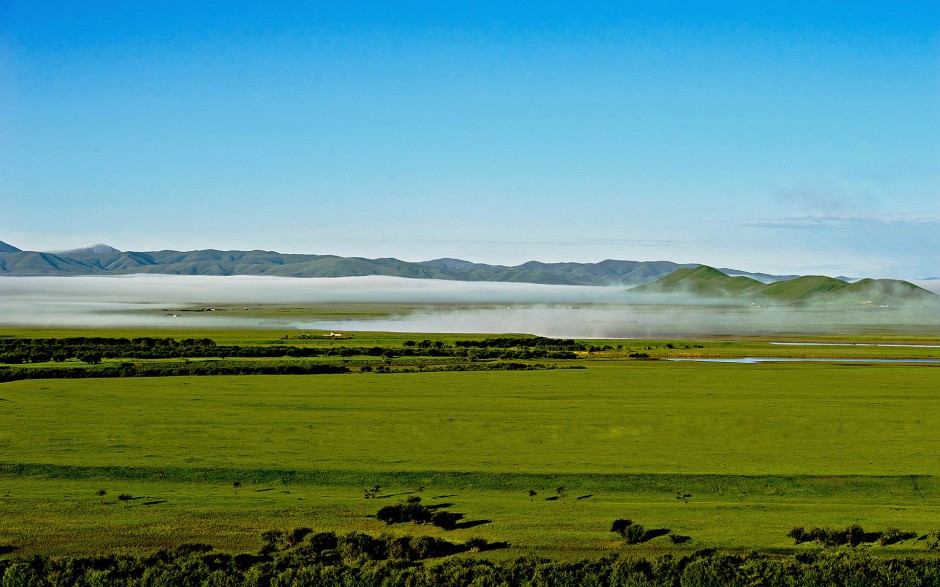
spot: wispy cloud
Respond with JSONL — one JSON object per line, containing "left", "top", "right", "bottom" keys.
{"left": 742, "top": 213, "right": 940, "bottom": 230}
{"left": 770, "top": 182, "right": 878, "bottom": 213}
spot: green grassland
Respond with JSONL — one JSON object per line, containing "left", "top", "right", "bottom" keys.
{"left": 3, "top": 336, "right": 940, "bottom": 559}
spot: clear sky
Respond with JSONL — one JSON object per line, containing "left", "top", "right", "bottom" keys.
{"left": 1, "top": 1, "right": 938, "bottom": 278}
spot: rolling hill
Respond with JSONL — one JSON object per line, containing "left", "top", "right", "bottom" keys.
{"left": 2, "top": 241, "right": 932, "bottom": 305}
{"left": 632, "top": 266, "right": 938, "bottom": 306}
{"left": 0, "top": 241, "right": 776, "bottom": 286}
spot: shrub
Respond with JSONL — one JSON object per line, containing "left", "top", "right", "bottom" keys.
{"left": 611, "top": 519, "right": 634, "bottom": 536}
{"left": 817, "top": 527, "right": 847, "bottom": 546}
{"left": 286, "top": 527, "right": 313, "bottom": 547}
{"left": 385, "top": 536, "right": 416, "bottom": 561}
{"left": 788, "top": 526, "right": 809, "bottom": 544}
{"left": 259, "top": 530, "right": 285, "bottom": 554}
{"left": 611, "top": 519, "right": 646, "bottom": 544}
{"left": 669, "top": 534, "right": 692, "bottom": 544}
{"left": 78, "top": 352, "right": 103, "bottom": 364}
{"left": 376, "top": 503, "right": 433, "bottom": 525}
{"left": 304, "top": 532, "right": 338, "bottom": 554}
{"left": 623, "top": 523, "right": 646, "bottom": 544}
{"left": 338, "top": 532, "right": 384, "bottom": 561}
{"left": 846, "top": 524, "right": 865, "bottom": 547}
{"left": 410, "top": 536, "right": 439, "bottom": 559}
{"left": 926, "top": 531, "right": 940, "bottom": 551}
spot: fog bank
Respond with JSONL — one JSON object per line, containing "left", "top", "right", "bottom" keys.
{"left": 2, "top": 275, "right": 938, "bottom": 337}
{"left": 0, "top": 274, "right": 626, "bottom": 304}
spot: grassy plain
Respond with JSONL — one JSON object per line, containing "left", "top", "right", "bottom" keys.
{"left": 2, "top": 333, "right": 940, "bottom": 558}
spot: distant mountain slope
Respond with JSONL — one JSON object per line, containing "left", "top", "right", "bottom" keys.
{"left": 0, "top": 241, "right": 21, "bottom": 253}
{"left": 634, "top": 266, "right": 766, "bottom": 297}
{"left": 1, "top": 241, "right": 916, "bottom": 295}
{"left": 54, "top": 243, "right": 122, "bottom": 255}
{"left": 1, "top": 241, "right": 720, "bottom": 285}
{"left": 633, "top": 265, "right": 938, "bottom": 305}
{"left": 0, "top": 251, "right": 100, "bottom": 274}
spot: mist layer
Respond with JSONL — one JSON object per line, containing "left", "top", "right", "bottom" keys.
{"left": 1, "top": 275, "right": 938, "bottom": 337}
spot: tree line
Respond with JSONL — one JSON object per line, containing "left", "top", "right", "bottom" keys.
{"left": 0, "top": 337, "right": 587, "bottom": 365}
{"left": 2, "top": 535, "right": 940, "bottom": 587}
{"left": 0, "top": 362, "right": 348, "bottom": 383}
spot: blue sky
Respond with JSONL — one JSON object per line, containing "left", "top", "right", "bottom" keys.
{"left": 1, "top": 2, "right": 938, "bottom": 278}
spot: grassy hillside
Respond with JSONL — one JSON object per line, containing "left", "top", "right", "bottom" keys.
{"left": 755, "top": 275, "right": 849, "bottom": 301}
{"left": 633, "top": 265, "right": 938, "bottom": 306}
{"left": 633, "top": 266, "right": 764, "bottom": 297}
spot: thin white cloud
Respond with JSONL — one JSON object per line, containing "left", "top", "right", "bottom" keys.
{"left": 741, "top": 214, "right": 940, "bottom": 230}
{"left": 771, "top": 182, "right": 866, "bottom": 212}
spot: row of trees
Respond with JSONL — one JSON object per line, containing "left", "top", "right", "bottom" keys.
{"left": 0, "top": 337, "right": 587, "bottom": 365}
{"left": 0, "top": 362, "right": 348, "bottom": 382}
{"left": 3, "top": 541, "right": 940, "bottom": 587}
{"left": 452, "top": 337, "right": 588, "bottom": 350}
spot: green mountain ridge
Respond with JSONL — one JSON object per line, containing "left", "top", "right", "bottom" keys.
{"left": 1, "top": 242, "right": 931, "bottom": 303}
{"left": 633, "top": 266, "right": 938, "bottom": 305}
{"left": 0, "top": 243, "right": 715, "bottom": 286}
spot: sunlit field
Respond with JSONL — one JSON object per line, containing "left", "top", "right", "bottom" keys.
{"left": 3, "top": 342, "right": 940, "bottom": 558}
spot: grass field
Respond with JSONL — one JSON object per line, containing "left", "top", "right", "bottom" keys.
{"left": 3, "top": 348, "right": 940, "bottom": 558}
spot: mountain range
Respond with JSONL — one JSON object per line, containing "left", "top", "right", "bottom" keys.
{"left": 0, "top": 241, "right": 935, "bottom": 306}
{"left": 0, "top": 241, "right": 792, "bottom": 287}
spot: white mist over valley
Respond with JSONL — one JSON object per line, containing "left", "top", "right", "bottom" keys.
{"left": 2, "top": 275, "right": 938, "bottom": 338}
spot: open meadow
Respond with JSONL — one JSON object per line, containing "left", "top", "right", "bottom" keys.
{"left": 3, "top": 327, "right": 940, "bottom": 563}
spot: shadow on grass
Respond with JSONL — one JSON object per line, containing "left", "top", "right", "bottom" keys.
{"left": 453, "top": 519, "right": 491, "bottom": 530}
{"left": 0, "top": 545, "right": 17, "bottom": 556}
{"left": 576, "top": 494, "right": 594, "bottom": 500}
{"left": 374, "top": 492, "right": 415, "bottom": 499}
{"left": 863, "top": 531, "right": 884, "bottom": 544}
{"left": 643, "top": 528, "right": 671, "bottom": 541}
{"left": 475, "top": 540, "right": 508, "bottom": 552}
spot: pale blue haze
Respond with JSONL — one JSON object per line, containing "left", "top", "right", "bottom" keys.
{"left": 1, "top": 1, "right": 938, "bottom": 278}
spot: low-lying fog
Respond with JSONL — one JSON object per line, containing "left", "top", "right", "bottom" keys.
{"left": 2, "top": 275, "right": 938, "bottom": 337}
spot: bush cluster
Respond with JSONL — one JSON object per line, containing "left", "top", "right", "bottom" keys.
{"left": 375, "top": 503, "right": 464, "bottom": 531}
{"left": 4, "top": 544, "right": 940, "bottom": 586}
{"left": 787, "top": 525, "right": 919, "bottom": 547}
{"left": 610, "top": 519, "right": 647, "bottom": 544}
